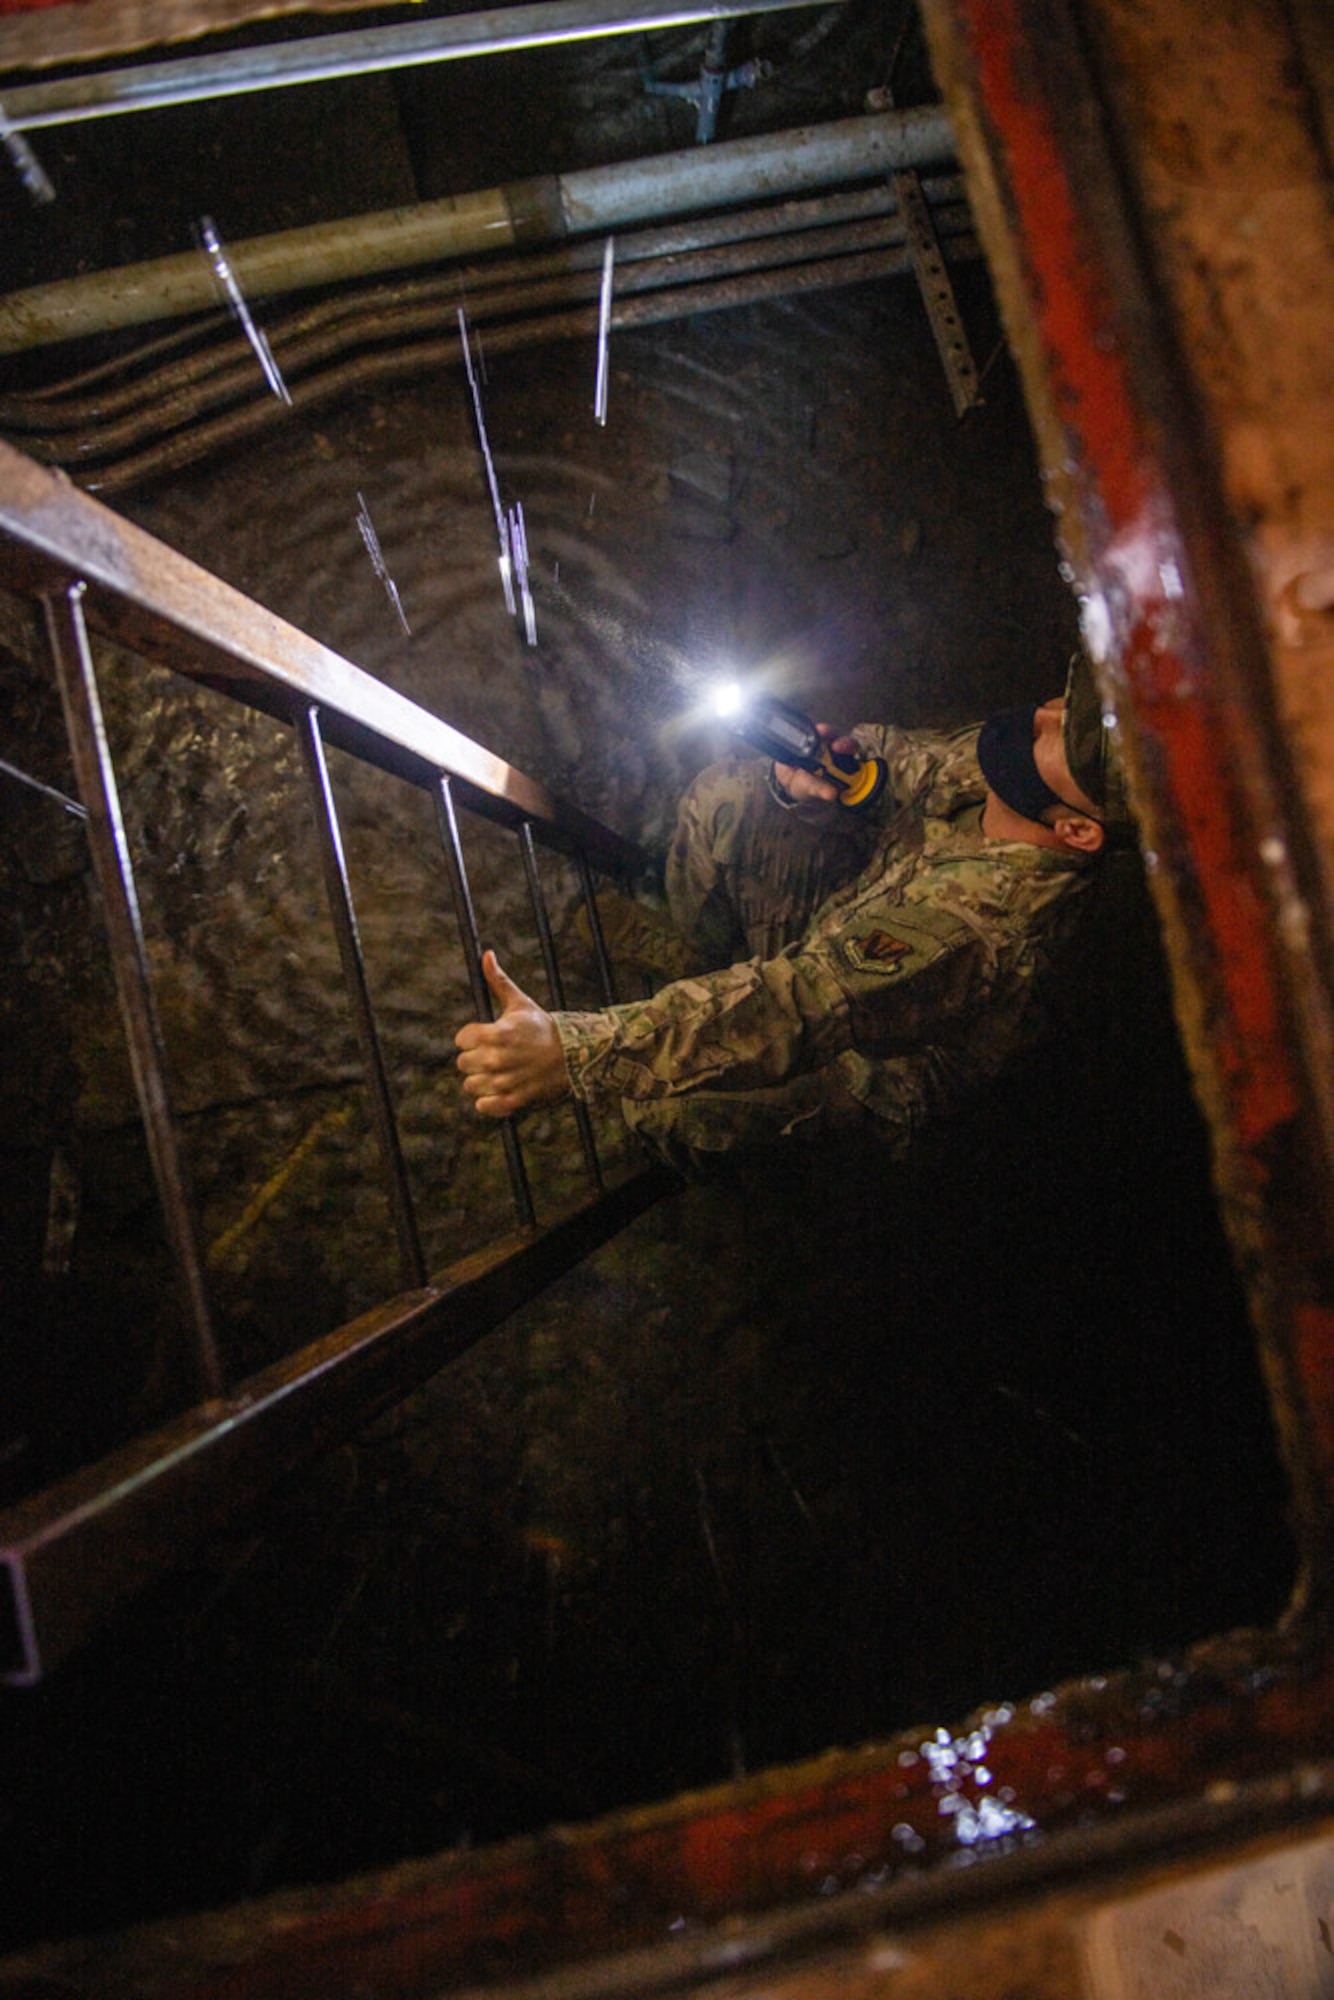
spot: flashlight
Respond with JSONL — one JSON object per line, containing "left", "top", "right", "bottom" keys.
{"left": 715, "top": 686, "right": 887, "bottom": 811}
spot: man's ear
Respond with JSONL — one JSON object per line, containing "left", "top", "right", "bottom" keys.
{"left": 1051, "top": 812, "right": 1106, "bottom": 855}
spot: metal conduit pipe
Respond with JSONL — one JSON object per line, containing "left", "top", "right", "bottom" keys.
{"left": 0, "top": 176, "right": 970, "bottom": 421}
{"left": 0, "top": 107, "right": 955, "bottom": 356}
{"left": 75, "top": 234, "right": 979, "bottom": 494}
{"left": 5, "top": 204, "right": 977, "bottom": 466}
{"left": 0, "top": 180, "right": 968, "bottom": 431}
{"left": 0, "top": 0, "right": 843, "bottom": 129}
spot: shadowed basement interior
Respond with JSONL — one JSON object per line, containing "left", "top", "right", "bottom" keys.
{"left": 0, "top": 0, "right": 1305, "bottom": 1962}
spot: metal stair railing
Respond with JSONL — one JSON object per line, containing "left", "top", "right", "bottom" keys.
{"left": 0, "top": 436, "right": 675, "bottom": 1686}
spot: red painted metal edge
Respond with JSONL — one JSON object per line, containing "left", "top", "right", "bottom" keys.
{"left": 924, "top": 0, "right": 1334, "bottom": 1575}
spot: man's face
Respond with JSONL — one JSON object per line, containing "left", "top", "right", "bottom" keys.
{"left": 1032, "top": 698, "right": 1101, "bottom": 821}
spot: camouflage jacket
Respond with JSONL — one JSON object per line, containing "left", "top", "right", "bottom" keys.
{"left": 553, "top": 725, "right": 1095, "bottom": 1138}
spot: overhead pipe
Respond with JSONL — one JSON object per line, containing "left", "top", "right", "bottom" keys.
{"left": 0, "top": 107, "right": 955, "bottom": 356}
{"left": 0, "top": 179, "right": 969, "bottom": 434}
{"left": 34, "top": 229, "right": 982, "bottom": 494}
{"left": 0, "top": 187, "right": 977, "bottom": 489}
{"left": 9, "top": 204, "right": 979, "bottom": 469}
{"left": 0, "top": 0, "right": 844, "bottom": 130}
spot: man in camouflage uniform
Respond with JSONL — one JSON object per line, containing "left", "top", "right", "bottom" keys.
{"left": 455, "top": 656, "right": 1131, "bottom": 1168}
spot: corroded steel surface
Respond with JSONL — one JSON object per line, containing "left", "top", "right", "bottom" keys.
{"left": 921, "top": 0, "right": 1334, "bottom": 1597}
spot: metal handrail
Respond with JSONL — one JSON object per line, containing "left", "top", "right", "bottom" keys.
{"left": 0, "top": 437, "right": 674, "bottom": 1684}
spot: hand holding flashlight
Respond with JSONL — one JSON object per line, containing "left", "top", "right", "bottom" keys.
{"left": 774, "top": 723, "right": 864, "bottom": 803}
{"left": 715, "top": 687, "right": 887, "bottom": 811}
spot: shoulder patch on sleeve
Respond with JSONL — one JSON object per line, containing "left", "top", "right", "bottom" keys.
{"left": 843, "top": 929, "right": 914, "bottom": 974}
{"left": 838, "top": 902, "right": 976, "bottom": 981}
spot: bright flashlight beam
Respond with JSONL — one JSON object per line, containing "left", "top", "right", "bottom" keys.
{"left": 711, "top": 679, "right": 745, "bottom": 719}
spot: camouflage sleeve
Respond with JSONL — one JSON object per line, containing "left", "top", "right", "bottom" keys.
{"left": 848, "top": 724, "right": 959, "bottom": 809}
{"left": 553, "top": 904, "right": 992, "bottom": 1106}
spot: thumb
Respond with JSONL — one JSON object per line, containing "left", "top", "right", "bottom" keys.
{"left": 482, "top": 948, "right": 523, "bottom": 1010}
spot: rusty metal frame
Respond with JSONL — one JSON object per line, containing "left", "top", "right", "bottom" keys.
{"left": 922, "top": 0, "right": 1334, "bottom": 1600}
{"left": 0, "top": 435, "right": 671, "bottom": 1686}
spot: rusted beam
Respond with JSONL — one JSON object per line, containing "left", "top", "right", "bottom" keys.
{"left": 0, "top": 1160, "right": 674, "bottom": 1685}
{"left": 918, "top": 0, "right": 1334, "bottom": 1609}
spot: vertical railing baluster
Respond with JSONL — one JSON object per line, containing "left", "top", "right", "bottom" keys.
{"left": 434, "top": 775, "right": 536, "bottom": 1231}
{"left": 43, "top": 582, "right": 225, "bottom": 1401}
{"left": 575, "top": 851, "right": 618, "bottom": 1005}
{"left": 297, "top": 706, "right": 426, "bottom": 1290}
{"left": 518, "top": 822, "right": 602, "bottom": 1191}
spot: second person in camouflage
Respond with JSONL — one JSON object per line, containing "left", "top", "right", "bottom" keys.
{"left": 454, "top": 656, "right": 1130, "bottom": 1169}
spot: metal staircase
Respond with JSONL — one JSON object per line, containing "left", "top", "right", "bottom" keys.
{"left": 0, "top": 436, "right": 675, "bottom": 1685}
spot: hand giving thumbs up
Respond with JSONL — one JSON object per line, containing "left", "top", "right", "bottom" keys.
{"left": 454, "top": 950, "right": 569, "bottom": 1117}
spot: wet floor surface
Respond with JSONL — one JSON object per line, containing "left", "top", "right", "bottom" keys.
{"left": 0, "top": 268, "right": 1296, "bottom": 1950}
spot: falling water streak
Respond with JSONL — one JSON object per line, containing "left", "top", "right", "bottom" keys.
{"left": 763, "top": 1432, "right": 815, "bottom": 1526}
{"left": 198, "top": 217, "right": 292, "bottom": 406}
{"left": 994, "top": 1381, "right": 1093, "bottom": 1454}
{"left": 457, "top": 305, "right": 515, "bottom": 614}
{"left": 509, "top": 501, "right": 537, "bottom": 647}
{"left": 355, "top": 491, "right": 412, "bottom": 637}
{"left": 543, "top": 1545, "right": 561, "bottom": 1659}
{"left": 694, "top": 1467, "right": 731, "bottom": 1607}
{"left": 0, "top": 103, "right": 55, "bottom": 205}
{"left": 0, "top": 753, "right": 87, "bottom": 818}
{"left": 594, "top": 236, "right": 615, "bottom": 427}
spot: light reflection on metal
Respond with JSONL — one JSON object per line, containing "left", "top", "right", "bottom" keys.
{"left": 297, "top": 704, "right": 426, "bottom": 1290}
{"left": 913, "top": 1717, "right": 1038, "bottom": 1847}
{"left": 434, "top": 774, "right": 536, "bottom": 1231}
{"left": 355, "top": 490, "right": 412, "bottom": 636}
{"left": 594, "top": 235, "right": 615, "bottom": 425}
{"left": 0, "top": 102, "right": 54, "bottom": 204}
{"left": 0, "top": 0, "right": 845, "bottom": 132}
{"left": 0, "top": 752, "right": 86, "bottom": 818}
{"left": 458, "top": 306, "right": 516, "bottom": 615}
{"left": 42, "top": 581, "right": 224, "bottom": 1403}
{"left": 198, "top": 216, "right": 292, "bottom": 405}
